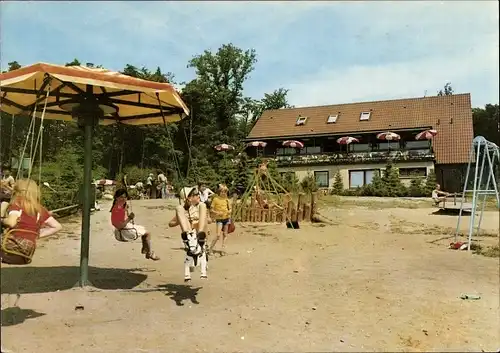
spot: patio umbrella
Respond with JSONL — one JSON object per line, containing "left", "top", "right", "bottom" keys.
{"left": 415, "top": 129, "right": 438, "bottom": 140}
{"left": 0, "top": 63, "right": 189, "bottom": 287}
{"left": 214, "top": 143, "right": 235, "bottom": 152}
{"left": 376, "top": 131, "right": 401, "bottom": 150}
{"left": 282, "top": 140, "right": 304, "bottom": 149}
{"left": 246, "top": 141, "right": 267, "bottom": 156}
{"left": 336, "top": 136, "right": 360, "bottom": 153}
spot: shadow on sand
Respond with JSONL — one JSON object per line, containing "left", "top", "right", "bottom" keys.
{"left": 430, "top": 208, "right": 471, "bottom": 216}
{"left": 157, "top": 283, "right": 202, "bottom": 306}
{"left": 1, "top": 266, "right": 148, "bottom": 294}
{"left": 1, "top": 306, "right": 46, "bottom": 327}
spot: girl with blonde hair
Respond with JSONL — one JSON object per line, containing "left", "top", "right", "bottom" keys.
{"left": 209, "top": 184, "right": 232, "bottom": 253}
{"left": 1, "top": 179, "right": 62, "bottom": 265}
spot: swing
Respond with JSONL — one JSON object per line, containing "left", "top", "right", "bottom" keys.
{"left": 1, "top": 83, "right": 51, "bottom": 265}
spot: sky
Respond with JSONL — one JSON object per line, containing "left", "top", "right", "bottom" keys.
{"left": 1, "top": 1, "right": 499, "bottom": 108}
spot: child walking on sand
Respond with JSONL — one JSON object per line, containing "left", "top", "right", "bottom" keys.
{"left": 110, "top": 188, "right": 159, "bottom": 261}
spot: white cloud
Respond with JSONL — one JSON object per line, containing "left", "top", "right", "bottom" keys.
{"left": 283, "top": 2, "right": 499, "bottom": 108}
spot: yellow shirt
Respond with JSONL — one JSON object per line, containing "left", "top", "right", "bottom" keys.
{"left": 211, "top": 195, "right": 231, "bottom": 220}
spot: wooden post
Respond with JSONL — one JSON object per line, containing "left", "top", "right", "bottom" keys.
{"left": 231, "top": 195, "right": 237, "bottom": 220}
{"left": 311, "top": 192, "right": 318, "bottom": 221}
{"left": 287, "top": 200, "right": 294, "bottom": 222}
{"left": 303, "top": 203, "right": 311, "bottom": 222}
{"left": 297, "top": 193, "right": 305, "bottom": 222}
{"left": 262, "top": 209, "right": 269, "bottom": 222}
{"left": 241, "top": 206, "right": 247, "bottom": 223}
{"left": 255, "top": 207, "right": 262, "bottom": 222}
{"left": 270, "top": 206, "right": 277, "bottom": 223}
{"left": 250, "top": 197, "right": 256, "bottom": 222}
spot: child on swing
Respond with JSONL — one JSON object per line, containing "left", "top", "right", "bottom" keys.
{"left": 110, "top": 188, "right": 159, "bottom": 261}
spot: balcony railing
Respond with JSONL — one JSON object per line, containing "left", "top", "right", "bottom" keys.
{"left": 273, "top": 149, "right": 435, "bottom": 166}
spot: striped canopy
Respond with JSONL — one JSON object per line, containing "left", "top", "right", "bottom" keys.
{"left": 415, "top": 129, "right": 438, "bottom": 140}
{"left": 247, "top": 141, "right": 267, "bottom": 148}
{"left": 376, "top": 131, "right": 401, "bottom": 141}
{"left": 336, "top": 136, "right": 360, "bottom": 145}
{"left": 0, "top": 62, "right": 189, "bottom": 125}
{"left": 282, "top": 140, "right": 304, "bottom": 149}
{"left": 214, "top": 143, "right": 235, "bottom": 151}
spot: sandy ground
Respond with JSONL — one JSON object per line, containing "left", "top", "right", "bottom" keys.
{"left": 1, "top": 198, "right": 499, "bottom": 353}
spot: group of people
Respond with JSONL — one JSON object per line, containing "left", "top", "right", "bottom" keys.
{"left": 110, "top": 181, "right": 234, "bottom": 260}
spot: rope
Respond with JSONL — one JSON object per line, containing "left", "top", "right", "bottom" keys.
{"left": 28, "top": 84, "right": 50, "bottom": 180}
{"left": 155, "top": 93, "right": 187, "bottom": 203}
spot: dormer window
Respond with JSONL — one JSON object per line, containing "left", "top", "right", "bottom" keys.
{"left": 360, "top": 111, "right": 371, "bottom": 121}
{"left": 327, "top": 114, "right": 338, "bottom": 124}
{"left": 296, "top": 116, "right": 308, "bottom": 126}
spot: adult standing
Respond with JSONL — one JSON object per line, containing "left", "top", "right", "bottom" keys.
{"left": 1, "top": 168, "right": 15, "bottom": 200}
{"left": 145, "top": 173, "right": 154, "bottom": 199}
{"left": 157, "top": 171, "right": 167, "bottom": 199}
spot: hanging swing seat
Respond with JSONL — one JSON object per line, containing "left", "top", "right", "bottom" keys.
{"left": 1, "top": 228, "right": 39, "bottom": 264}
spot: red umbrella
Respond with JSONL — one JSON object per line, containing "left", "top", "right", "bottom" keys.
{"left": 336, "top": 136, "right": 360, "bottom": 145}
{"left": 247, "top": 141, "right": 267, "bottom": 148}
{"left": 376, "top": 131, "right": 401, "bottom": 140}
{"left": 415, "top": 129, "right": 437, "bottom": 140}
{"left": 214, "top": 143, "right": 235, "bottom": 151}
{"left": 282, "top": 140, "right": 304, "bottom": 149}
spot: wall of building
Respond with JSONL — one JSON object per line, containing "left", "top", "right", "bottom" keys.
{"left": 435, "top": 164, "right": 468, "bottom": 193}
{"left": 278, "top": 160, "right": 435, "bottom": 189}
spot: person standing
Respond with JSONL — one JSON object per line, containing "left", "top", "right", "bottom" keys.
{"left": 145, "top": 173, "right": 154, "bottom": 199}
{"left": 157, "top": 171, "right": 167, "bottom": 199}
{"left": 1, "top": 168, "right": 15, "bottom": 199}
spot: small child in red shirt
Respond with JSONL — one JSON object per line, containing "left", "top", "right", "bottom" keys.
{"left": 110, "top": 188, "right": 159, "bottom": 261}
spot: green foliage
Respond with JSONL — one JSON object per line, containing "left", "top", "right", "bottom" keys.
{"left": 408, "top": 178, "right": 424, "bottom": 197}
{"left": 300, "top": 173, "right": 318, "bottom": 193}
{"left": 382, "top": 163, "right": 407, "bottom": 197}
{"left": 473, "top": 104, "right": 499, "bottom": 146}
{"left": 437, "top": 82, "right": 454, "bottom": 96}
{"left": 331, "top": 171, "right": 344, "bottom": 195}
{"left": 423, "top": 171, "right": 437, "bottom": 196}
{"left": 282, "top": 172, "right": 300, "bottom": 193}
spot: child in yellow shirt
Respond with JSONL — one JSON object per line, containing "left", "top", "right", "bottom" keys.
{"left": 209, "top": 184, "right": 231, "bottom": 253}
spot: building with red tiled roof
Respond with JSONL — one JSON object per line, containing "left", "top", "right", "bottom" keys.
{"left": 245, "top": 94, "right": 473, "bottom": 192}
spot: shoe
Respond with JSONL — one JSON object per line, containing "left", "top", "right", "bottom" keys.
{"left": 146, "top": 252, "right": 160, "bottom": 261}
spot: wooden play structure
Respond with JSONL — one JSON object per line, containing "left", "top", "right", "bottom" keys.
{"left": 231, "top": 160, "right": 319, "bottom": 223}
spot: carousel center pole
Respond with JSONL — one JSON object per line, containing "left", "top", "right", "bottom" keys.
{"left": 72, "top": 99, "right": 102, "bottom": 287}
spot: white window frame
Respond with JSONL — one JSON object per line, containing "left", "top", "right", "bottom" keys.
{"left": 296, "top": 116, "right": 308, "bottom": 126}
{"left": 360, "top": 111, "right": 371, "bottom": 121}
{"left": 327, "top": 115, "right": 338, "bottom": 124}
{"left": 398, "top": 167, "right": 427, "bottom": 179}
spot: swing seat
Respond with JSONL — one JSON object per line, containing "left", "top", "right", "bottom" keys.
{"left": 1, "top": 228, "right": 38, "bottom": 264}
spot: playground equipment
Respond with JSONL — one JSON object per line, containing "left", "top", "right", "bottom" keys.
{"left": 455, "top": 136, "right": 500, "bottom": 250}
{"left": 231, "top": 160, "right": 318, "bottom": 224}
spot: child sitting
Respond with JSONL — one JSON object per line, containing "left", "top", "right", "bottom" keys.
{"left": 110, "top": 188, "right": 159, "bottom": 261}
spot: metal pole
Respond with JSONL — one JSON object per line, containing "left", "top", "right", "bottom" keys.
{"left": 73, "top": 96, "right": 101, "bottom": 288}
{"left": 485, "top": 145, "right": 500, "bottom": 207}
{"left": 455, "top": 137, "right": 474, "bottom": 242}
{"left": 467, "top": 141, "right": 482, "bottom": 251}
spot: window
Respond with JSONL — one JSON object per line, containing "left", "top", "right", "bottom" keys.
{"left": 314, "top": 171, "right": 329, "bottom": 188}
{"left": 378, "top": 141, "right": 400, "bottom": 150}
{"left": 349, "top": 169, "right": 380, "bottom": 188}
{"left": 280, "top": 171, "right": 295, "bottom": 179}
{"left": 327, "top": 115, "right": 338, "bottom": 124}
{"left": 399, "top": 167, "right": 427, "bottom": 178}
{"left": 296, "top": 116, "right": 308, "bottom": 126}
{"left": 405, "top": 140, "right": 430, "bottom": 150}
{"left": 276, "top": 147, "right": 297, "bottom": 155}
{"left": 300, "top": 146, "right": 322, "bottom": 154}
{"left": 360, "top": 111, "right": 371, "bottom": 121}
{"left": 349, "top": 143, "right": 371, "bottom": 152}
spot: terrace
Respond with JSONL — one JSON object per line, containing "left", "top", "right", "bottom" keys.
{"left": 246, "top": 129, "right": 435, "bottom": 166}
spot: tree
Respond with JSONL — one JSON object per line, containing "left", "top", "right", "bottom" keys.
{"left": 408, "top": 178, "right": 424, "bottom": 197}
{"left": 437, "top": 82, "right": 454, "bottom": 96}
{"left": 382, "top": 163, "right": 407, "bottom": 196}
{"left": 331, "top": 171, "right": 344, "bottom": 195}
{"left": 424, "top": 171, "right": 437, "bottom": 196}
{"left": 473, "top": 104, "right": 499, "bottom": 146}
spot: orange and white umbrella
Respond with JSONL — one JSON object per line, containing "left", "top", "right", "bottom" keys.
{"left": 415, "top": 129, "right": 437, "bottom": 140}
{"left": 0, "top": 62, "right": 189, "bottom": 125}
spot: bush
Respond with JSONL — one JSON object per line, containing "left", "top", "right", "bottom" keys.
{"left": 382, "top": 163, "right": 407, "bottom": 197}
{"left": 331, "top": 171, "right": 343, "bottom": 195}
{"left": 423, "top": 170, "right": 437, "bottom": 196}
{"left": 300, "top": 173, "right": 318, "bottom": 193}
{"left": 408, "top": 178, "right": 425, "bottom": 197}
